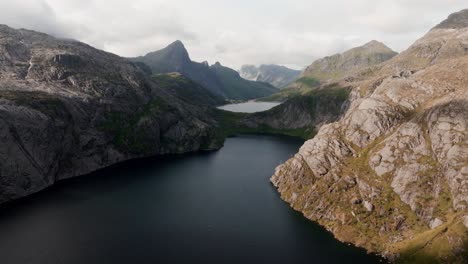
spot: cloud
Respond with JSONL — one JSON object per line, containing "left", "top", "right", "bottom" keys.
{"left": 0, "top": 0, "right": 467, "bottom": 69}
{"left": 0, "top": 0, "right": 67, "bottom": 37}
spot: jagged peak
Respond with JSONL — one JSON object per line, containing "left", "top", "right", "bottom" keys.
{"left": 359, "top": 40, "right": 395, "bottom": 53}
{"left": 363, "top": 40, "right": 384, "bottom": 48}
{"left": 168, "top": 40, "right": 185, "bottom": 49}
{"left": 433, "top": 9, "right": 468, "bottom": 30}
{"left": 142, "top": 39, "right": 191, "bottom": 62}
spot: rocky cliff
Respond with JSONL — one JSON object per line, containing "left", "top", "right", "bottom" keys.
{"left": 271, "top": 10, "right": 468, "bottom": 263}
{"left": 0, "top": 25, "right": 223, "bottom": 204}
{"left": 131, "top": 41, "right": 278, "bottom": 101}
{"left": 239, "top": 64, "right": 301, "bottom": 89}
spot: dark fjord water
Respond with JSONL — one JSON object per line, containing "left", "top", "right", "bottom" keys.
{"left": 0, "top": 135, "right": 384, "bottom": 264}
{"left": 217, "top": 101, "right": 281, "bottom": 113}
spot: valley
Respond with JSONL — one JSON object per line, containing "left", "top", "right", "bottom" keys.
{"left": 0, "top": 7, "right": 467, "bottom": 264}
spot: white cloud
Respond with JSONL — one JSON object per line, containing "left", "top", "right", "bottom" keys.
{"left": 0, "top": 0, "right": 466, "bottom": 69}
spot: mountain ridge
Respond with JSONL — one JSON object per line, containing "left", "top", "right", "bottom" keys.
{"left": 300, "top": 40, "right": 398, "bottom": 82}
{"left": 131, "top": 41, "right": 278, "bottom": 101}
{"left": 261, "top": 40, "right": 397, "bottom": 102}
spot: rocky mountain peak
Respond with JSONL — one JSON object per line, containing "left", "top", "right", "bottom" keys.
{"left": 434, "top": 9, "right": 468, "bottom": 29}
{"left": 168, "top": 40, "right": 185, "bottom": 50}
{"left": 362, "top": 40, "right": 392, "bottom": 51}
{"left": 141, "top": 40, "right": 190, "bottom": 65}
{"left": 162, "top": 40, "right": 190, "bottom": 61}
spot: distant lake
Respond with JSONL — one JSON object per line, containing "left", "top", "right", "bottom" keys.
{"left": 0, "top": 135, "right": 384, "bottom": 264}
{"left": 218, "top": 101, "right": 282, "bottom": 113}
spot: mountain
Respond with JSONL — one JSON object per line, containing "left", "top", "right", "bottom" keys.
{"left": 261, "top": 40, "right": 398, "bottom": 102}
{"left": 131, "top": 41, "right": 278, "bottom": 101}
{"left": 301, "top": 40, "right": 398, "bottom": 83}
{"left": 0, "top": 25, "right": 224, "bottom": 204}
{"left": 239, "top": 64, "right": 301, "bottom": 88}
{"left": 271, "top": 9, "right": 468, "bottom": 263}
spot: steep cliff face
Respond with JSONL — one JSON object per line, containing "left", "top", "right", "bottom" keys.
{"left": 0, "top": 25, "right": 222, "bottom": 204}
{"left": 239, "top": 64, "right": 301, "bottom": 89}
{"left": 272, "top": 10, "right": 468, "bottom": 263}
{"left": 131, "top": 42, "right": 278, "bottom": 101}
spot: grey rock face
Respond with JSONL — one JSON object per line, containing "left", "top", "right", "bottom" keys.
{"left": 0, "top": 25, "right": 222, "bottom": 204}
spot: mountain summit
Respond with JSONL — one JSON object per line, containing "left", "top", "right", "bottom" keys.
{"left": 131, "top": 40, "right": 190, "bottom": 73}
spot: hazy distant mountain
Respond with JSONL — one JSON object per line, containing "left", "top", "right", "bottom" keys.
{"left": 239, "top": 64, "right": 301, "bottom": 89}
{"left": 131, "top": 41, "right": 278, "bottom": 101}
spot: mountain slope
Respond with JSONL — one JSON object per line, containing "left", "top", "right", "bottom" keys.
{"left": 131, "top": 41, "right": 278, "bottom": 101}
{"left": 239, "top": 64, "right": 301, "bottom": 89}
{"left": 301, "top": 40, "right": 398, "bottom": 82}
{"left": 0, "top": 25, "right": 223, "bottom": 204}
{"left": 151, "top": 73, "right": 226, "bottom": 106}
{"left": 271, "top": 10, "right": 468, "bottom": 263}
{"left": 210, "top": 62, "right": 279, "bottom": 100}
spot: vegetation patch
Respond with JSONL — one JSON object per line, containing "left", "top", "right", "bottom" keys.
{"left": 151, "top": 73, "right": 226, "bottom": 106}
{"left": 99, "top": 97, "right": 170, "bottom": 153}
{"left": 296, "top": 76, "right": 320, "bottom": 88}
{"left": 0, "top": 90, "right": 68, "bottom": 117}
{"left": 212, "top": 109, "right": 315, "bottom": 141}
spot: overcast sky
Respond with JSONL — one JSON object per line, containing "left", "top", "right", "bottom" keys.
{"left": 1, "top": 0, "right": 466, "bottom": 69}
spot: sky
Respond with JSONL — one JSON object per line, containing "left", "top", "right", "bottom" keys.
{"left": 0, "top": 0, "right": 467, "bottom": 70}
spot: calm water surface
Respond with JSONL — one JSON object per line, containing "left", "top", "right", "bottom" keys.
{"left": 0, "top": 135, "right": 384, "bottom": 264}
{"left": 217, "top": 101, "right": 281, "bottom": 113}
